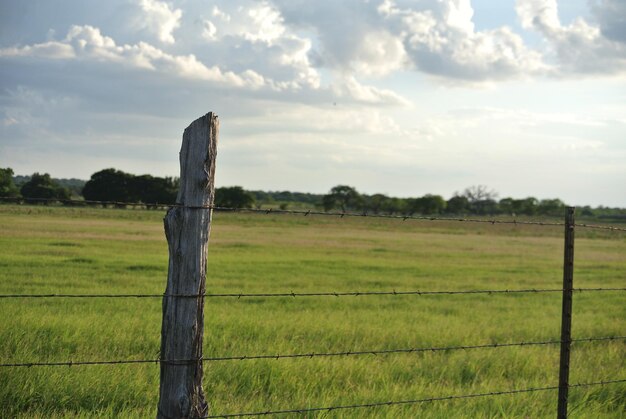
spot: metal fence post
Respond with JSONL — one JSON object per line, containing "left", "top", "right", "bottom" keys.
{"left": 157, "top": 113, "right": 218, "bottom": 419}
{"left": 557, "top": 207, "right": 575, "bottom": 419}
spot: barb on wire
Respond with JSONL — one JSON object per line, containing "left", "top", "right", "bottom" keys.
{"left": 0, "top": 287, "right": 624, "bottom": 299}
{"left": 4, "top": 196, "right": 626, "bottom": 231}
{"left": 0, "top": 293, "right": 200, "bottom": 299}
{"left": 201, "top": 379, "right": 626, "bottom": 418}
{"left": 197, "top": 336, "right": 626, "bottom": 363}
{"left": 1, "top": 336, "right": 623, "bottom": 368}
{"left": 0, "top": 196, "right": 566, "bottom": 228}
{"left": 575, "top": 223, "right": 626, "bottom": 232}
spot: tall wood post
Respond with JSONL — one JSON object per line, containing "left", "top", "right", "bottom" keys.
{"left": 157, "top": 113, "right": 218, "bottom": 419}
{"left": 557, "top": 207, "right": 575, "bottom": 419}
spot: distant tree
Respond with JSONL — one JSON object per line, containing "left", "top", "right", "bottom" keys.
{"left": 131, "top": 175, "right": 177, "bottom": 205}
{"left": 498, "top": 197, "right": 539, "bottom": 216}
{"left": 407, "top": 194, "right": 446, "bottom": 215}
{"left": 54, "top": 178, "right": 86, "bottom": 197}
{"left": 364, "top": 194, "right": 389, "bottom": 214}
{"left": 460, "top": 185, "right": 499, "bottom": 214}
{"left": 82, "top": 169, "right": 134, "bottom": 203}
{"left": 20, "top": 172, "right": 70, "bottom": 202}
{"left": 215, "top": 186, "right": 255, "bottom": 208}
{"left": 517, "top": 197, "right": 538, "bottom": 215}
{"left": 498, "top": 197, "right": 515, "bottom": 215}
{"left": 379, "top": 197, "right": 405, "bottom": 215}
{"left": 579, "top": 206, "right": 594, "bottom": 217}
{"left": 446, "top": 195, "right": 470, "bottom": 214}
{"left": 322, "top": 185, "right": 362, "bottom": 212}
{"left": 0, "top": 168, "right": 20, "bottom": 198}
{"left": 537, "top": 199, "right": 565, "bottom": 216}
{"left": 462, "top": 185, "right": 498, "bottom": 203}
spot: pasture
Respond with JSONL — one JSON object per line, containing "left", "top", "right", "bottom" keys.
{"left": 0, "top": 204, "right": 624, "bottom": 418}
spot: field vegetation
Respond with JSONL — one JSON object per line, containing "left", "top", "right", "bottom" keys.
{"left": 0, "top": 204, "right": 624, "bottom": 418}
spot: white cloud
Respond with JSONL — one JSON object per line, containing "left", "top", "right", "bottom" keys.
{"left": 201, "top": 20, "right": 217, "bottom": 41}
{"left": 244, "top": 2, "right": 286, "bottom": 44}
{"left": 0, "top": 41, "right": 75, "bottom": 59}
{"left": 351, "top": 30, "right": 408, "bottom": 77}
{"left": 386, "top": 0, "right": 548, "bottom": 81}
{"left": 516, "top": 0, "right": 626, "bottom": 74}
{"left": 212, "top": 6, "right": 231, "bottom": 22}
{"left": 272, "top": 0, "right": 548, "bottom": 82}
{"left": 137, "top": 0, "right": 182, "bottom": 44}
{"left": 0, "top": 25, "right": 266, "bottom": 88}
{"left": 332, "top": 75, "right": 410, "bottom": 106}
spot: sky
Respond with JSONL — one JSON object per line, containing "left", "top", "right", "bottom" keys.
{"left": 0, "top": 0, "right": 625, "bottom": 207}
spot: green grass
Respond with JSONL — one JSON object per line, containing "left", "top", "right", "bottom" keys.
{"left": 0, "top": 204, "right": 624, "bottom": 418}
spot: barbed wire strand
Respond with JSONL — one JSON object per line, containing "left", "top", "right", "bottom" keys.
{"left": 3, "top": 197, "right": 626, "bottom": 231}
{"left": 0, "top": 287, "right": 624, "bottom": 299}
{"left": 201, "top": 379, "right": 626, "bottom": 418}
{"left": 1, "top": 336, "right": 623, "bottom": 368}
{"left": 574, "top": 222, "right": 626, "bottom": 232}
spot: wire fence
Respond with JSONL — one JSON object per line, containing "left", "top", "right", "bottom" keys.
{"left": 1, "top": 197, "right": 624, "bottom": 417}
{"left": 1, "top": 336, "right": 624, "bottom": 368}
{"left": 0, "top": 287, "right": 624, "bottom": 299}
{"left": 2, "top": 196, "right": 626, "bottom": 231}
{"left": 201, "top": 379, "right": 626, "bottom": 418}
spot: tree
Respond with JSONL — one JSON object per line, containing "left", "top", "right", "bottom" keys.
{"left": 215, "top": 186, "right": 255, "bottom": 208}
{"left": 82, "top": 168, "right": 134, "bottom": 203}
{"left": 131, "top": 175, "right": 178, "bottom": 205}
{"left": 364, "top": 194, "right": 389, "bottom": 214}
{"left": 446, "top": 195, "right": 470, "bottom": 214}
{"left": 517, "top": 197, "right": 538, "bottom": 215}
{"left": 0, "top": 168, "right": 20, "bottom": 198}
{"left": 20, "top": 173, "right": 70, "bottom": 202}
{"left": 460, "top": 185, "right": 499, "bottom": 215}
{"left": 407, "top": 194, "right": 446, "bottom": 215}
{"left": 537, "top": 199, "right": 565, "bottom": 216}
{"left": 461, "top": 185, "right": 498, "bottom": 202}
{"left": 322, "top": 185, "right": 362, "bottom": 212}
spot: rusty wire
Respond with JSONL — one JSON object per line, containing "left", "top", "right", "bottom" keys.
{"left": 201, "top": 379, "right": 626, "bottom": 418}
{"left": 1, "top": 336, "right": 623, "bottom": 368}
{"left": 4, "top": 196, "right": 626, "bottom": 231}
{"left": 0, "top": 287, "right": 624, "bottom": 299}
{"left": 0, "top": 196, "right": 565, "bottom": 226}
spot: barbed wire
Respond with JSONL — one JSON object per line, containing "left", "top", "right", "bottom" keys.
{"left": 0, "top": 196, "right": 568, "bottom": 228}
{"left": 1, "top": 336, "right": 623, "bottom": 368}
{"left": 4, "top": 196, "right": 626, "bottom": 231}
{"left": 0, "top": 287, "right": 624, "bottom": 299}
{"left": 574, "top": 222, "right": 626, "bottom": 232}
{"left": 201, "top": 379, "right": 626, "bottom": 418}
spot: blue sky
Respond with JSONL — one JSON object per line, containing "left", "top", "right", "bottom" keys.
{"left": 1, "top": 0, "right": 625, "bottom": 206}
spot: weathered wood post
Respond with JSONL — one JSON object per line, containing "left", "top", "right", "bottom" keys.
{"left": 157, "top": 113, "right": 218, "bottom": 419}
{"left": 557, "top": 206, "right": 575, "bottom": 419}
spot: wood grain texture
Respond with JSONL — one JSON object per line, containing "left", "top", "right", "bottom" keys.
{"left": 157, "top": 113, "right": 218, "bottom": 419}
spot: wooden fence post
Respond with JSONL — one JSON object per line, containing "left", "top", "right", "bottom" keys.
{"left": 157, "top": 113, "right": 218, "bottom": 419}
{"left": 557, "top": 206, "right": 575, "bottom": 419}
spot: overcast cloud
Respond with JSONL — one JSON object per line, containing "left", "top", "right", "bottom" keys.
{"left": 0, "top": 0, "right": 625, "bottom": 206}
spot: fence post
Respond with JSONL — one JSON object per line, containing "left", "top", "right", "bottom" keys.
{"left": 157, "top": 113, "right": 218, "bottom": 419}
{"left": 557, "top": 206, "right": 575, "bottom": 419}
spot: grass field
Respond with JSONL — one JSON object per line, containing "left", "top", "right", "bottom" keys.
{"left": 0, "top": 204, "right": 624, "bottom": 418}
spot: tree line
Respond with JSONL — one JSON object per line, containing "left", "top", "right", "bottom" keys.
{"left": 1, "top": 167, "right": 624, "bottom": 219}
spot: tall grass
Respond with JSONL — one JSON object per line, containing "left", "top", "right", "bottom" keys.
{"left": 0, "top": 205, "right": 624, "bottom": 418}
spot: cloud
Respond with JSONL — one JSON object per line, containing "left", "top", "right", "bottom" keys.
{"left": 384, "top": 0, "right": 548, "bottom": 81}
{"left": 0, "top": 41, "right": 75, "bottom": 59}
{"left": 0, "top": 25, "right": 267, "bottom": 88}
{"left": 137, "top": 0, "right": 182, "bottom": 44}
{"left": 591, "top": 0, "right": 626, "bottom": 44}
{"left": 272, "top": 0, "right": 548, "bottom": 82}
{"left": 332, "top": 76, "right": 410, "bottom": 106}
{"left": 516, "top": 0, "right": 626, "bottom": 74}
